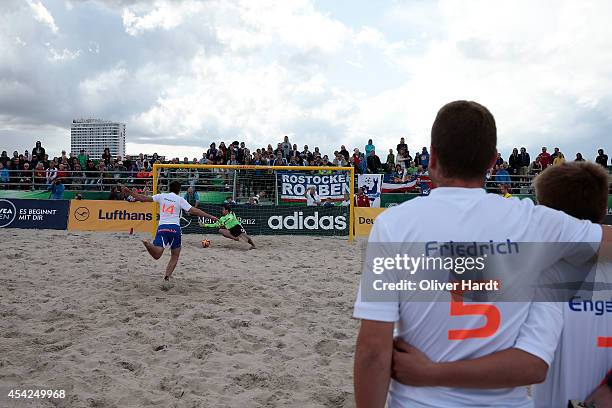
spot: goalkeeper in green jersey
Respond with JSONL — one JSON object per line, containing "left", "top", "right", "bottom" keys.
{"left": 201, "top": 204, "right": 255, "bottom": 249}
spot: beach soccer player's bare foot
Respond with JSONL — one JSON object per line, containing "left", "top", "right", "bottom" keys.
{"left": 161, "top": 277, "right": 174, "bottom": 291}
{"left": 247, "top": 237, "right": 256, "bottom": 249}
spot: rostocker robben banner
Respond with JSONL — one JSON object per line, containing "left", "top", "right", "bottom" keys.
{"left": 278, "top": 171, "right": 351, "bottom": 203}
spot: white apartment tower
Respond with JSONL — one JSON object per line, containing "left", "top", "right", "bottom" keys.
{"left": 70, "top": 119, "right": 126, "bottom": 159}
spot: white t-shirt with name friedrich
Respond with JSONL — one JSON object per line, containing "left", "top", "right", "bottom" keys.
{"left": 528, "top": 263, "right": 612, "bottom": 407}
{"left": 152, "top": 192, "right": 192, "bottom": 226}
{"left": 353, "top": 187, "right": 602, "bottom": 408}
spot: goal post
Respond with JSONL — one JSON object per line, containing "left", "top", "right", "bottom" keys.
{"left": 152, "top": 163, "right": 355, "bottom": 241}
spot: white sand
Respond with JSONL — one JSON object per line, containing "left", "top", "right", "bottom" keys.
{"left": 0, "top": 229, "right": 363, "bottom": 407}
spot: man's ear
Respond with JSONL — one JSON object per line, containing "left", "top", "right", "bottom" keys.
{"left": 429, "top": 146, "right": 437, "bottom": 171}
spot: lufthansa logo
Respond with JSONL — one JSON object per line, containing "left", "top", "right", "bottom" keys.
{"left": 74, "top": 206, "right": 90, "bottom": 221}
{"left": 0, "top": 199, "right": 17, "bottom": 228}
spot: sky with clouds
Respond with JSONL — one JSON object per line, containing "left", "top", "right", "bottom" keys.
{"left": 0, "top": 0, "right": 610, "bottom": 159}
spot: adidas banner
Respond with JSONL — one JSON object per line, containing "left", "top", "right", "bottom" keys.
{"left": 179, "top": 204, "right": 349, "bottom": 236}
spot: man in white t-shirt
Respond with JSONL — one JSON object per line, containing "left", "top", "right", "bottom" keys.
{"left": 305, "top": 186, "right": 320, "bottom": 206}
{"left": 389, "top": 162, "right": 612, "bottom": 407}
{"left": 527, "top": 163, "right": 611, "bottom": 407}
{"left": 122, "top": 181, "right": 217, "bottom": 281}
{"left": 353, "top": 101, "right": 610, "bottom": 408}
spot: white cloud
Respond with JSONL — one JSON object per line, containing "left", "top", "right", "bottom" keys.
{"left": 2, "top": 0, "right": 612, "bottom": 159}
{"left": 78, "top": 63, "right": 128, "bottom": 111}
{"left": 106, "top": 0, "right": 612, "bottom": 156}
{"left": 107, "top": 0, "right": 415, "bottom": 152}
{"left": 27, "top": 0, "right": 59, "bottom": 33}
{"left": 88, "top": 41, "right": 100, "bottom": 54}
{"left": 363, "top": 0, "right": 612, "bottom": 154}
{"left": 121, "top": 0, "right": 206, "bottom": 36}
{"left": 48, "top": 47, "right": 81, "bottom": 62}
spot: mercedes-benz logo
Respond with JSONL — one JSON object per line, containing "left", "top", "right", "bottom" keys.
{"left": 74, "top": 206, "right": 90, "bottom": 221}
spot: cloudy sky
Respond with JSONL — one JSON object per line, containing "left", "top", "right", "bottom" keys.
{"left": 1, "top": 0, "right": 610, "bottom": 160}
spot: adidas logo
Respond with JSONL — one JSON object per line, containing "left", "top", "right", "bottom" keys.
{"left": 268, "top": 211, "right": 347, "bottom": 230}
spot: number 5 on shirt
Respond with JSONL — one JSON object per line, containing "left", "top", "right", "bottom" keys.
{"left": 597, "top": 336, "right": 612, "bottom": 347}
{"left": 448, "top": 291, "right": 501, "bottom": 340}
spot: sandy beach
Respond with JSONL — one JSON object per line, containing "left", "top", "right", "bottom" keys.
{"left": 0, "top": 229, "right": 362, "bottom": 408}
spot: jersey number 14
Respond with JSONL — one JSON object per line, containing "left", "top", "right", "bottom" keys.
{"left": 162, "top": 204, "right": 175, "bottom": 214}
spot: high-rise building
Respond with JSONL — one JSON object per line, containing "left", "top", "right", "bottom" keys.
{"left": 70, "top": 119, "right": 126, "bottom": 159}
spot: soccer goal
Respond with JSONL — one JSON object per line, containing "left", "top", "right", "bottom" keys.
{"left": 151, "top": 164, "right": 355, "bottom": 241}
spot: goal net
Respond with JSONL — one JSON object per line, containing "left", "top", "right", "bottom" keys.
{"left": 151, "top": 164, "right": 355, "bottom": 240}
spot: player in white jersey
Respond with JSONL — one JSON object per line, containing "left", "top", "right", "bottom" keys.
{"left": 530, "top": 163, "right": 612, "bottom": 407}
{"left": 122, "top": 181, "right": 217, "bottom": 281}
{"left": 532, "top": 292, "right": 612, "bottom": 407}
{"left": 388, "top": 162, "right": 612, "bottom": 407}
{"left": 353, "top": 101, "right": 612, "bottom": 408}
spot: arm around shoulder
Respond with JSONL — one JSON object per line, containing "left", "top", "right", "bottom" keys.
{"left": 392, "top": 339, "right": 547, "bottom": 388}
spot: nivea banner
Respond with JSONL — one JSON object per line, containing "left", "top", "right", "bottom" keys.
{"left": 278, "top": 172, "right": 350, "bottom": 202}
{"left": 0, "top": 198, "right": 69, "bottom": 230}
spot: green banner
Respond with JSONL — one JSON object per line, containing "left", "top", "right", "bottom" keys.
{"left": 0, "top": 190, "right": 52, "bottom": 199}
{"left": 2, "top": 189, "right": 607, "bottom": 209}
{"left": 380, "top": 193, "right": 419, "bottom": 208}
{"left": 0, "top": 189, "right": 232, "bottom": 203}
{"left": 200, "top": 191, "right": 233, "bottom": 204}
{"left": 0, "top": 190, "right": 109, "bottom": 200}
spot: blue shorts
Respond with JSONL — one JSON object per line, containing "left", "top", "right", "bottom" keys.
{"left": 153, "top": 224, "right": 182, "bottom": 250}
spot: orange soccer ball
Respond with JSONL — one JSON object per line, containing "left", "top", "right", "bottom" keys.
{"left": 201, "top": 239, "right": 211, "bottom": 248}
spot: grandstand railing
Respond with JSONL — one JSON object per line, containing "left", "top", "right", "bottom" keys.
{"left": 0, "top": 169, "right": 543, "bottom": 196}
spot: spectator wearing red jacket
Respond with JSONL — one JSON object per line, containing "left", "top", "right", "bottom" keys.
{"left": 537, "top": 146, "right": 552, "bottom": 169}
{"left": 351, "top": 149, "right": 362, "bottom": 174}
{"left": 355, "top": 187, "right": 370, "bottom": 207}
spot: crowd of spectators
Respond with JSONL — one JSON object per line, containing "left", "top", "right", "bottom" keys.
{"left": 0, "top": 144, "right": 159, "bottom": 193}
{"left": 482, "top": 146, "right": 610, "bottom": 193}
{"left": 0, "top": 138, "right": 609, "bottom": 198}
